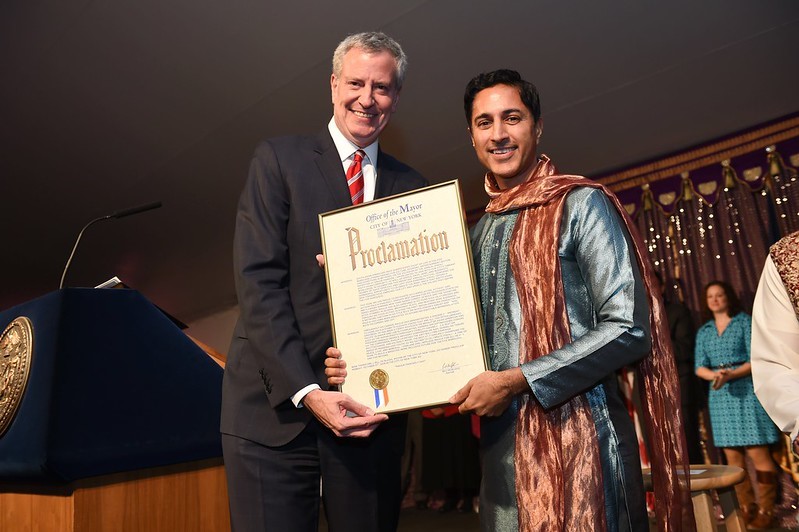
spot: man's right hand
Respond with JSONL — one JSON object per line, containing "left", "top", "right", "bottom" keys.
{"left": 324, "top": 347, "right": 348, "bottom": 386}
{"left": 302, "top": 388, "right": 385, "bottom": 438}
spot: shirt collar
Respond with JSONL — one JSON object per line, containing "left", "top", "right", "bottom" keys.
{"left": 328, "top": 118, "right": 379, "bottom": 167}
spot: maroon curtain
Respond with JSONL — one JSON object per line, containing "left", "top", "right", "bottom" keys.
{"left": 609, "top": 139, "right": 799, "bottom": 476}
{"left": 617, "top": 141, "right": 799, "bottom": 321}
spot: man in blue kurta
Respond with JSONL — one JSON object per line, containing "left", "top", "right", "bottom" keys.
{"left": 449, "top": 70, "right": 693, "bottom": 531}
{"left": 326, "top": 69, "right": 693, "bottom": 531}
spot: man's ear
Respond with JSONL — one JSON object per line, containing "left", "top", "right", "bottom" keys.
{"left": 468, "top": 127, "right": 475, "bottom": 147}
{"left": 390, "top": 90, "right": 401, "bottom": 113}
{"left": 330, "top": 74, "right": 338, "bottom": 104}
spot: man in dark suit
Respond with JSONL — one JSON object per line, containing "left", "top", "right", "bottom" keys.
{"left": 655, "top": 273, "right": 702, "bottom": 463}
{"left": 220, "top": 32, "right": 427, "bottom": 532}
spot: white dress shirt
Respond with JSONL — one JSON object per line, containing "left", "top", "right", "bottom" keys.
{"left": 327, "top": 118, "right": 379, "bottom": 203}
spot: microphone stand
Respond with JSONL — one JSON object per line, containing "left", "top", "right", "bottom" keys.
{"left": 59, "top": 215, "right": 113, "bottom": 290}
{"left": 59, "top": 202, "right": 162, "bottom": 289}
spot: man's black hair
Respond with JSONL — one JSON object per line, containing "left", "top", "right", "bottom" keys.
{"left": 464, "top": 69, "right": 541, "bottom": 125}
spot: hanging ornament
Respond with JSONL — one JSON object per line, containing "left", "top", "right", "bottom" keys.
{"left": 721, "top": 160, "right": 737, "bottom": 189}
{"left": 767, "top": 145, "right": 784, "bottom": 178}
{"left": 681, "top": 172, "right": 693, "bottom": 202}
{"left": 642, "top": 183, "right": 653, "bottom": 211}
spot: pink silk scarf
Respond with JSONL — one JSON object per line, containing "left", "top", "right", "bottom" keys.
{"left": 484, "top": 155, "right": 694, "bottom": 531}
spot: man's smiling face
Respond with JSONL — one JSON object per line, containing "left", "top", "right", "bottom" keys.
{"left": 469, "top": 84, "right": 542, "bottom": 189}
{"left": 331, "top": 47, "right": 400, "bottom": 148}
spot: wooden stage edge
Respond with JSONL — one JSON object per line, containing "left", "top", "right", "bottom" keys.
{"left": 0, "top": 458, "right": 230, "bottom": 532}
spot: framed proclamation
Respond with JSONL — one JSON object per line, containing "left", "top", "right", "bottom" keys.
{"left": 319, "top": 180, "right": 488, "bottom": 413}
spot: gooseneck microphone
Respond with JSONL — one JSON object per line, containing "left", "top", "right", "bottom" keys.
{"left": 59, "top": 201, "right": 162, "bottom": 289}
{"left": 109, "top": 202, "right": 163, "bottom": 219}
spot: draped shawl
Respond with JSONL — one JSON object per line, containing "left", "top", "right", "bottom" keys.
{"left": 484, "top": 155, "right": 694, "bottom": 531}
{"left": 770, "top": 230, "right": 799, "bottom": 320}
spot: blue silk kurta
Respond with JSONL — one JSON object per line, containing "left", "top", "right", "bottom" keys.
{"left": 471, "top": 187, "right": 650, "bottom": 532}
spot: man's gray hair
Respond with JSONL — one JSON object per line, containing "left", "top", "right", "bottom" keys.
{"left": 332, "top": 32, "right": 407, "bottom": 90}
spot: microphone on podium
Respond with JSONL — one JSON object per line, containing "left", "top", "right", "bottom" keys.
{"left": 59, "top": 201, "right": 162, "bottom": 289}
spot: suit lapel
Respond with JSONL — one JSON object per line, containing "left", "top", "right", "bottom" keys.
{"left": 375, "top": 147, "right": 399, "bottom": 199}
{"left": 313, "top": 130, "right": 352, "bottom": 207}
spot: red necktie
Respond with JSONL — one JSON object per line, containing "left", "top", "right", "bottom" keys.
{"left": 347, "top": 150, "right": 365, "bottom": 205}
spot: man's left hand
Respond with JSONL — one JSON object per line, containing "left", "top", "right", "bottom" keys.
{"left": 449, "top": 368, "right": 527, "bottom": 416}
{"left": 303, "top": 389, "right": 387, "bottom": 438}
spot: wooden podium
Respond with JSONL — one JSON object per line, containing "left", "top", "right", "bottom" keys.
{"left": 1, "top": 459, "right": 229, "bottom": 532}
{"left": 0, "top": 289, "right": 230, "bottom": 532}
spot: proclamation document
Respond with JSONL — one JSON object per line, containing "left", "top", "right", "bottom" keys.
{"left": 319, "top": 180, "right": 488, "bottom": 413}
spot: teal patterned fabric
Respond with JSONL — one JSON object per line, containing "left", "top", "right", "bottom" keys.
{"left": 695, "top": 312, "right": 780, "bottom": 447}
{"left": 472, "top": 210, "right": 521, "bottom": 531}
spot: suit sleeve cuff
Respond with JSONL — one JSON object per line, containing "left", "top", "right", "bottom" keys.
{"left": 291, "top": 384, "right": 321, "bottom": 408}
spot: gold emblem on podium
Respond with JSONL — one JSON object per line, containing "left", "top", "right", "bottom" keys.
{"left": 0, "top": 317, "right": 34, "bottom": 437}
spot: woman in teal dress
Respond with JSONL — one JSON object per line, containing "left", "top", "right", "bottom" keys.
{"left": 695, "top": 280, "right": 780, "bottom": 528}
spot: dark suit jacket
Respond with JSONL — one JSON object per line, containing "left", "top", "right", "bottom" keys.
{"left": 221, "top": 129, "right": 427, "bottom": 447}
{"left": 664, "top": 300, "right": 697, "bottom": 401}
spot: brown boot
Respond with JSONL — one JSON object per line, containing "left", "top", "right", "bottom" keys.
{"left": 733, "top": 474, "right": 758, "bottom": 524}
{"left": 749, "top": 470, "right": 778, "bottom": 529}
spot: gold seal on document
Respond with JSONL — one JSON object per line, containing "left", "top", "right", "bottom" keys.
{"left": 0, "top": 317, "right": 34, "bottom": 438}
{"left": 369, "top": 369, "right": 389, "bottom": 390}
